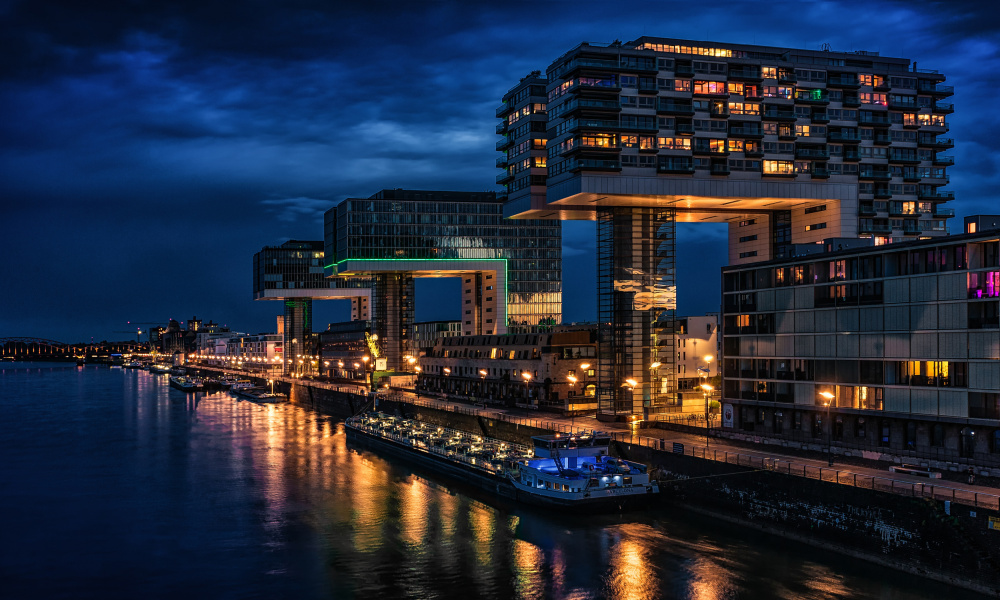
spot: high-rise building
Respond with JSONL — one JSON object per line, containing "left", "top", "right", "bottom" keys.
{"left": 324, "top": 189, "right": 561, "bottom": 370}
{"left": 498, "top": 37, "right": 953, "bottom": 420}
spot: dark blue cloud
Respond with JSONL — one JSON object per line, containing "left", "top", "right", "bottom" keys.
{"left": 0, "top": 0, "right": 997, "bottom": 342}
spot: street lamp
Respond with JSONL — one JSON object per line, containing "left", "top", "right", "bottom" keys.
{"left": 580, "top": 363, "right": 591, "bottom": 398}
{"left": 567, "top": 375, "right": 578, "bottom": 430}
{"left": 819, "top": 390, "right": 835, "bottom": 466}
{"left": 362, "top": 356, "right": 371, "bottom": 391}
{"left": 268, "top": 379, "right": 275, "bottom": 394}
{"left": 701, "top": 383, "right": 714, "bottom": 446}
{"left": 522, "top": 372, "right": 532, "bottom": 405}
{"left": 414, "top": 365, "right": 422, "bottom": 398}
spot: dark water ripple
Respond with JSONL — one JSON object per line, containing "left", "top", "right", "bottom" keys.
{"left": 0, "top": 363, "right": 976, "bottom": 599}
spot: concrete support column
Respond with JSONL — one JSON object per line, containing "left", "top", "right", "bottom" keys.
{"left": 282, "top": 298, "right": 312, "bottom": 375}
{"left": 372, "top": 274, "right": 414, "bottom": 372}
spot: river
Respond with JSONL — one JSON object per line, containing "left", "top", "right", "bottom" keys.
{"left": 0, "top": 363, "right": 976, "bottom": 599}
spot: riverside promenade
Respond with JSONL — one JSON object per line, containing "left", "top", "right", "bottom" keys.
{"left": 200, "top": 366, "right": 1000, "bottom": 512}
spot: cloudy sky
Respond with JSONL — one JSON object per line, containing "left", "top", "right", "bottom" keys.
{"left": 1, "top": 0, "right": 998, "bottom": 343}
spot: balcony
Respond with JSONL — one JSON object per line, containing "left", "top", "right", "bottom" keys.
{"left": 889, "top": 151, "right": 921, "bottom": 164}
{"left": 918, "top": 136, "right": 955, "bottom": 149}
{"left": 496, "top": 138, "right": 512, "bottom": 151}
{"left": 674, "top": 64, "right": 694, "bottom": 77}
{"left": 777, "top": 72, "right": 797, "bottom": 83}
{"left": 918, "top": 82, "right": 954, "bottom": 96}
{"left": 902, "top": 221, "right": 922, "bottom": 235}
{"left": 657, "top": 101, "right": 695, "bottom": 115}
{"left": 658, "top": 160, "right": 695, "bottom": 174}
{"left": 637, "top": 82, "right": 658, "bottom": 94}
{"left": 793, "top": 89, "right": 829, "bottom": 104}
{"left": 762, "top": 107, "right": 797, "bottom": 121}
{"left": 675, "top": 122, "right": 695, "bottom": 135}
{"left": 729, "top": 125, "right": 764, "bottom": 138}
{"left": 933, "top": 155, "right": 955, "bottom": 166}
{"left": 795, "top": 147, "right": 830, "bottom": 159}
{"left": 496, "top": 122, "right": 508, "bottom": 135}
{"left": 873, "top": 133, "right": 892, "bottom": 145}
{"left": 710, "top": 164, "right": 731, "bottom": 176}
{"left": 859, "top": 221, "right": 892, "bottom": 234}
{"left": 843, "top": 96, "right": 861, "bottom": 107}
{"left": 933, "top": 206, "right": 956, "bottom": 217}
{"left": 842, "top": 149, "right": 860, "bottom": 161}
{"left": 859, "top": 113, "right": 892, "bottom": 127}
{"left": 693, "top": 144, "right": 730, "bottom": 157}
{"left": 559, "top": 57, "right": 619, "bottom": 75}
{"left": 566, "top": 118, "right": 619, "bottom": 131}
{"left": 828, "top": 130, "right": 861, "bottom": 144}
{"left": 918, "top": 190, "right": 955, "bottom": 201}
{"left": 874, "top": 77, "right": 891, "bottom": 91}
{"left": 888, "top": 97, "right": 918, "bottom": 110}
{"left": 496, "top": 171, "right": 514, "bottom": 184}
{"left": 903, "top": 171, "right": 921, "bottom": 182}
{"left": 495, "top": 102, "right": 512, "bottom": 118}
{"left": 496, "top": 157, "right": 507, "bottom": 168}
{"left": 932, "top": 102, "right": 954, "bottom": 114}
{"left": 728, "top": 67, "right": 762, "bottom": 80}
{"left": 811, "top": 112, "right": 830, "bottom": 124}
{"left": 859, "top": 204, "right": 878, "bottom": 216}
{"left": 710, "top": 105, "right": 731, "bottom": 118}
{"left": 567, "top": 158, "right": 621, "bottom": 172}
{"left": 874, "top": 188, "right": 892, "bottom": 200}
{"left": 744, "top": 148, "right": 765, "bottom": 158}
{"left": 859, "top": 168, "right": 892, "bottom": 181}
{"left": 827, "top": 75, "right": 860, "bottom": 88}
{"left": 561, "top": 98, "right": 621, "bottom": 114}
{"left": 811, "top": 167, "right": 830, "bottom": 179}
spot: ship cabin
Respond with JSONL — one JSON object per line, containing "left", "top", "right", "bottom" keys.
{"left": 517, "top": 433, "right": 651, "bottom": 493}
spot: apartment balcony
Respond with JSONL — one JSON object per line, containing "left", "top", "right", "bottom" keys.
{"left": 565, "top": 118, "right": 619, "bottom": 132}
{"left": 693, "top": 145, "right": 730, "bottom": 157}
{"left": 618, "top": 120, "right": 659, "bottom": 133}
{"left": 657, "top": 161, "right": 695, "bottom": 174}
{"left": 901, "top": 221, "right": 922, "bottom": 235}
{"left": 637, "top": 82, "right": 658, "bottom": 94}
{"left": 811, "top": 112, "right": 830, "bottom": 124}
{"left": 728, "top": 67, "right": 763, "bottom": 81}
{"left": 793, "top": 90, "right": 830, "bottom": 104}
{"left": 710, "top": 164, "right": 731, "bottom": 176}
{"left": 918, "top": 190, "right": 955, "bottom": 201}
{"left": 496, "top": 171, "right": 515, "bottom": 184}
{"left": 842, "top": 149, "right": 861, "bottom": 161}
{"left": 933, "top": 155, "right": 955, "bottom": 166}
{"left": 843, "top": 96, "right": 861, "bottom": 107}
{"left": 744, "top": 148, "right": 765, "bottom": 158}
{"left": 811, "top": 167, "right": 830, "bottom": 179}
{"left": 657, "top": 101, "right": 695, "bottom": 115}
{"left": 744, "top": 88, "right": 764, "bottom": 100}
{"left": 918, "top": 136, "right": 955, "bottom": 149}
{"left": 777, "top": 72, "right": 797, "bottom": 84}
{"left": 874, "top": 77, "right": 891, "bottom": 92}
{"left": 496, "top": 157, "right": 508, "bottom": 168}
{"left": 889, "top": 152, "right": 921, "bottom": 164}
{"left": 873, "top": 133, "right": 892, "bottom": 145}
{"left": 859, "top": 113, "right": 892, "bottom": 127}
{"left": 560, "top": 57, "right": 619, "bottom": 76}
{"left": 828, "top": 130, "right": 861, "bottom": 144}
{"left": 827, "top": 75, "right": 860, "bottom": 88}
{"left": 729, "top": 125, "right": 764, "bottom": 138}
{"left": 567, "top": 158, "right": 621, "bottom": 172}
{"left": 859, "top": 168, "right": 892, "bottom": 181}
{"left": 860, "top": 221, "right": 892, "bottom": 234}
{"left": 932, "top": 102, "right": 954, "bottom": 114}
{"left": 917, "top": 82, "right": 954, "bottom": 96}
{"left": 496, "top": 122, "right": 508, "bottom": 134}
{"left": 496, "top": 138, "right": 513, "bottom": 151}
{"left": 795, "top": 147, "right": 830, "bottom": 160}
{"left": 778, "top": 130, "right": 797, "bottom": 141}
{"left": 675, "top": 122, "right": 695, "bottom": 135}
{"left": 888, "top": 97, "right": 918, "bottom": 111}
{"left": 903, "top": 171, "right": 921, "bottom": 182}
{"left": 934, "top": 206, "right": 956, "bottom": 217}
{"left": 496, "top": 102, "right": 512, "bottom": 118}
{"left": 761, "top": 107, "right": 797, "bottom": 121}
{"left": 674, "top": 64, "right": 694, "bottom": 77}
{"left": 710, "top": 105, "right": 731, "bottom": 118}
{"left": 874, "top": 188, "right": 892, "bottom": 200}
{"left": 561, "top": 98, "right": 621, "bottom": 115}
{"left": 859, "top": 204, "right": 878, "bottom": 216}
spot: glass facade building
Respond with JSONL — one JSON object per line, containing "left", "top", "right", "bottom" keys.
{"left": 324, "top": 189, "right": 562, "bottom": 333}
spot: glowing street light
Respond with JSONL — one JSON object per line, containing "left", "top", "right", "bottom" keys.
{"left": 819, "top": 390, "right": 835, "bottom": 466}
{"left": 701, "top": 383, "right": 714, "bottom": 446}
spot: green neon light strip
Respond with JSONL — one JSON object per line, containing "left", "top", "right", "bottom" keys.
{"left": 324, "top": 257, "right": 509, "bottom": 330}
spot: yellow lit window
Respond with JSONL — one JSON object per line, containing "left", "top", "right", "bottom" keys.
{"left": 763, "top": 160, "right": 794, "bottom": 174}
{"left": 762, "top": 67, "right": 777, "bottom": 79}
{"left": 727, "top": 82, "right": 744, "bottom": 95}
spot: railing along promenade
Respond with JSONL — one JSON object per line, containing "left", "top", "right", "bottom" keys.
{"left": 194, "top": 368, "right": 1000, "bottom": 511}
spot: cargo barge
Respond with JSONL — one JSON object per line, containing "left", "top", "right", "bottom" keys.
{"left": 344, "top": 412, "right": 659, "bottom": 511}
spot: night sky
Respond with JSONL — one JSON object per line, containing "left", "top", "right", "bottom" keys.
{"left": 2, "top": 1, "right": 998, "bottom": 343}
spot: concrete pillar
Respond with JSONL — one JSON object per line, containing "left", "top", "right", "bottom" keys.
{"left": 282, "top": 298, "right": 312, "bottom": 375}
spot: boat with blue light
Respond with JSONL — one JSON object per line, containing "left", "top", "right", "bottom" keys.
{"left": 344, "top": 412, "right": 659, "bottom": 511}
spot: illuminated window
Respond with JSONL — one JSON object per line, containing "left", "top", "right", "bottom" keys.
{"left": 763, "top": 160, "right": 794, "bottom": 175}
{"left": 805, "top": 222, "right": 827, "bottom": 231}
{"left": 694, "top": 80, "right": 727, "bottom": 94}
{"left": 762, "top": 67, "right": 777, "bottom": 79}
{"left": 727, "top": 139, "right": 745, "bottom": 152}
{"left": 727, "top": 82, "right": 744, "bottom": 94}
{"left": 657, "top": 137, "right": 691, "bottom": 150}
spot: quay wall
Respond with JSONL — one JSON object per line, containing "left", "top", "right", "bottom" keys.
{"left": 616, "top": 440, "right": 1000, "bottom": 596}
{"left": 205, "top": 376, "right": 1000, "bottom": 595}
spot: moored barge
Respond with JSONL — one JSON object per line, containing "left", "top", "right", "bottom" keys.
{"left": 344, "top": 412, "right": 659, "bottom": 511}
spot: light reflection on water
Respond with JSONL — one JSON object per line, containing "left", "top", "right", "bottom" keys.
{"left": 0, "top": 363, "right": 980, "bottom": 600}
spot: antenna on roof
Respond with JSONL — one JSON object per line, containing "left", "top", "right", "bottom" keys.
{"left": 821, "top": 42, "right": 831, "bottom": 52}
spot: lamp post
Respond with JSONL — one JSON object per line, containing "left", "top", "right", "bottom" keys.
{"left": 567, "top": 375, "right": 578, "bottom": 430}
{"left": 580, "top": 363, "right": 591, "bottom": 399}
{"left": 362, "top": 355, "right": 371, "bottom": 392}
{"left": 268, "top": 378, "right": 275, "bottom": 394}
{"left": 522, "top": 372, "right": 532, "bottom": 406}
{"left": 414, "top": 365, "right": 422, "bottom": 398}
{"left": 701, "top": 383, "right": 714, "bottom": 446}
{"left": 819, "top": 390, "right": 835, "bottom": 466}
